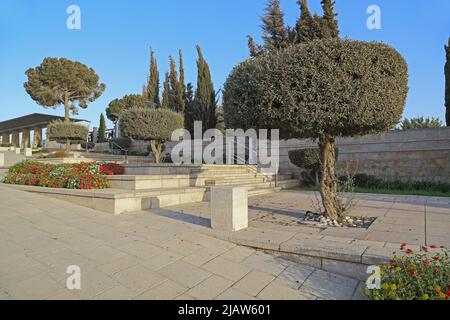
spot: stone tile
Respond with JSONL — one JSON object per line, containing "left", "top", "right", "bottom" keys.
{"left": 92, "top": 285, "right": 136, "bottom": 300}
{"left": 157, "top": 261, "right": 211, "bottom": 288}
{"left": 322, "top": 259, "right": 368, "bottom": 281}
{"left": 202, "top": 257, "right": 252, "bottom": 282}
{"left": 96, "top": 255, "right": 140, "bottom": 276}
{"left": 365, "top": 230, "right": 425, "bottom": 246}
{"left": 215, "top": 288, "right": 258, "bottom": 300}
{"left": 182, "top": 247, "right": 222, "bottom": 267}
{"left": 135, "top": 280, "right": 188, "bottom": 300}
{"left": 6, "top": 274, "right": 64, "bottom": 300}
{"left": 187, "top": 275, "right": 234, "bottom": 300}
{"left": 220, "top": 246, "right": 256, "bottom": 263}
{"left": 232, "top": 270, "right": 275, "bottom": 297}
{"left": 257, "top": 279, "right": 316, "bottom": 300}
{"left": 298, "top": 270, "right": 358, "bottom": 300}
{"left": 140, "top": 250, "right": 183, "bottom": 271}
{"left": 276, "top": 264, "right": 315, "bottom": 289}
{"left": 113, "top": 265, "right": 167, "bottom": 294}
{"left": 241, "top": 252, "right": 288, "bottom": 276}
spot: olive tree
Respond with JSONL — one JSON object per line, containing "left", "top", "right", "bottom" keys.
{"left": 24, "top": 58, "right": 105, "bottom": 151}
{"left": 119, "top": 108, "right": 183, "bottom": 163}
{"left": 223, "top": 39, "right": 408, "bottom": 220}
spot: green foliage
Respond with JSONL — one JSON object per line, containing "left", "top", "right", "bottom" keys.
{"left": 445, "top": 38, "right": 450, "bottom": 126}
{"left": 24, "top": 57, "right": 105, "bottom": 120}
{"left": 399, "top": 117, "right": 443, "bottom": 130}
{"left": 161, "top": 72, "right": 171, "bottom": 109}
{"left": 224, "top": 39, "right": 409, "bottom": 140}
{"left": 188, "top": 45, "right": 217, "bottom": 134}
{"left": 289, "top": 148, "right": 321, "bottom": 171}
{"left": 339, "top": 174, "right": 450, "bottom": 193}
{"left": 98, "top": 113, "right": 106, "bottom": 143}
{"left": 169, "top": 56, "right": 184, "bottom": 112}
{"left": 365, "top": 245, "right": 449, "bottom": 300}
{"left": 248, "top": 0, "right": 339, "bottom": 57}
{"left": 47, "top": 120, "right": 88, "bottom": 142}
{"left": 146, "top": 48, "right": 161, "bottom": 107}
{"left": 106, "top": 94, "right": 148, "bottom": 122}
{"left": 119, "top": 108, "right": 183, "bottom": 142}
{"left": 261, "top": 0, "right": 288, "bottom": 51}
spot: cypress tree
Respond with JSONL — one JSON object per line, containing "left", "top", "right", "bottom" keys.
{"left": 261, "top": 0, "right": 288, "bottom": 50}
{"left": 147, "top": 48, "right": 160, "bottom": 107}
{"left": 320, "top": 0, "right": 339, "bottom": 38}
{"left": 193, "top": 45, "right": 217, "bottom": 132}
{"left": 446, "top": 38, "right": 450, "bottom": 126}
{"left": 295, "top": 0, "right": 320, "bottom": 43}
{"left": 168, "top": 56, "right": 184, "bottom": 112}
{"left": 98, "top": 113, "right": 106, "bottom": 143}
{"left": 184, "top": 82, "right": 195, "bottom": 134}
{"left": 247, "top": 35, "right": 263, "bottom": 58}
{"left": 179, "top": 49, "right": 186, "bottom": 107}
{"left": 161, "top": 72, "right": 170, "bottom": 109}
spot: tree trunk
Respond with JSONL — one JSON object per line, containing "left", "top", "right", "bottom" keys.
{"left": 64, "top": 91, "right": 71, "bottom": 153}
{"left": 318, "top": 135, "right": 342, "bottom": 220}
{"left": 150, "top": 140, "right": 162, "bottom": 163}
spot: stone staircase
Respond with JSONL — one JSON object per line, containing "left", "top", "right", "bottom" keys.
{"left": 105, "top": 164, "right": 299, "bottom": 211}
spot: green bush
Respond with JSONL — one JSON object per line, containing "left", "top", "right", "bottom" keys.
{"left": 47, "top": 120, "right": 89, "bottom": 142}
{"left": 81, "top": 142, "right": 95, "bottom": 150}
{"left": 339, "top": 174, "right": 450, "bottom": 193}
{"left": 119, "top": 108, "right": 183, "bottom": 163}
{"left": 365, "top": 244, "right": 449, "bottom": 300}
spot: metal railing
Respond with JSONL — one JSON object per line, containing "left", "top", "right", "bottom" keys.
{"left": 109, "top": 141, "right": 129, "bottom": 164}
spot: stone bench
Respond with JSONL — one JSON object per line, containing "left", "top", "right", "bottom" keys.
{"left": 210, "top": 186, "right": 248, "bottom": 232}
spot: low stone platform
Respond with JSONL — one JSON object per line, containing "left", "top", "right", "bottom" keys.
{"left": 153, "top": 191, "right": 450, "bottom": 281}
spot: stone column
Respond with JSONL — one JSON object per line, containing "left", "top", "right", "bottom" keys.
{"left": 12, "top": 130, "right": 20, "bottom": 147}
{"left": 22, "top": 128, "right": 31, "bottom": 148}
{"left": 1, "top": 133, "right": 9, "bottom": 145}
{"left": 33, "top": 126, "right": 43, "bottom": 148}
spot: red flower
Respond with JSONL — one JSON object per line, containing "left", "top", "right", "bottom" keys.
{"left": 421, "top": 246, "right": 429, "bottom": 252}
{"left": 408, "top": 269, "right": 417, "bottom": 276}
{"left": 433, "top": 256, "right": 440, "bottom": 261}
{"left": 400, "top": 243, "right": 408, "bottom": 250}
{"left": 431, "top": 245, "right": 439, "bottom": 249}
{"left": 405, "top": 249, "right": 414, "bottom": 254}
{"left": 423, "top": 259, "right": 430, "bottom": 266}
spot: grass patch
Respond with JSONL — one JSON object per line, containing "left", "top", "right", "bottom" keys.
{"left": 291, "top": 186, "right": 450, "bottom": 198}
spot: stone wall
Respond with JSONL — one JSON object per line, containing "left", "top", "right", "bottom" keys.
{"left": 279, "top": 127, "right": 450, "bottom": 183}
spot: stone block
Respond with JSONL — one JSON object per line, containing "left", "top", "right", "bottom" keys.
{"left": 24, "top": 148, "right": 32, "bottom": 157}
{"left": 211, "top": 187, "right": 248, "bottom": 232}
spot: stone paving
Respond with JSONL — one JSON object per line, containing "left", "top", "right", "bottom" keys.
{"left": 0, "top": 185, "right": 363, "bottom": 300}
{"left": 168, "top": 191, "right": 450, "bottom": 248}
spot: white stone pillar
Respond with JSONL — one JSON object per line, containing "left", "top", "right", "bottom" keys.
{"left": 210, "top": 187, "right": 248, "bottom": 232}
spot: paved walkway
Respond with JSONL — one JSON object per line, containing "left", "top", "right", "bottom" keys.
{"left": 0, "top": 185, "right": 362, "bottom": 300}
{"left": 167, "top": 191, "right": 450, "bottom": 248}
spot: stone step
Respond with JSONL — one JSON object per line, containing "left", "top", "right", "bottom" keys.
{"left": 107, "top": 174, "right": 295, "bottom": 190}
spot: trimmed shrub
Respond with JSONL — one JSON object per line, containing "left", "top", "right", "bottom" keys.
{"left": 223, "top": 39, "right": 408, "bottom": 220}
{"left": 119, "top": 108, "right": 183, "bottom": 163}
{"left": 47, "top": 120, "right": 89, "bottom": 152}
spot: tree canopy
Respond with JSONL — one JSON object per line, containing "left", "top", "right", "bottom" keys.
{"left": 24, "top": 57, "right": 105, "bottom": 121}
{"left": 399, "top": 117, "right": 443, "bottom": 130}
{"left": 106, "top": 94, "right": 148, "bottom": 122}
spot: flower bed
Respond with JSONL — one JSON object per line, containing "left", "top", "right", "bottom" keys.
{"left": 2, "top": 160, "right": 124, "bottom": 190}
{"left": 365, "top": 244, "right": 449, "bottom": 300}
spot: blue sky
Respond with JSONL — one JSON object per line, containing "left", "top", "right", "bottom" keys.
{"left": 0, "top": 0, "right": 449, "bottom": 128}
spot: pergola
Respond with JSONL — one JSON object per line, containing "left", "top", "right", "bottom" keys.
{"left": 0, "top": 113, "right": 88, "bottom": 148}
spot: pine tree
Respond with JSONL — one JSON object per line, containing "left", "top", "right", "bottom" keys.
{"left": 147, "top": 48, "right": 160, "bottom": 107}
{"left": 320, "top": 0, "right": 339, "bottom": 38}
{"left": 261, "top": 0, "right": 288, "bottom": 50}
{"left": 446, "top": 38, "right": 450, "bottom": 127}
{"left": 295, "top": 0, "right": 320, "bottom": 43}
{"left": 98, "top": 113, "right": 106, "bottom": 143}
{"left": 193, "top": 45, "right": 217, "bottom": 132}
{"left": 161, "top": 72, "right": 171, "bottom": 109}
